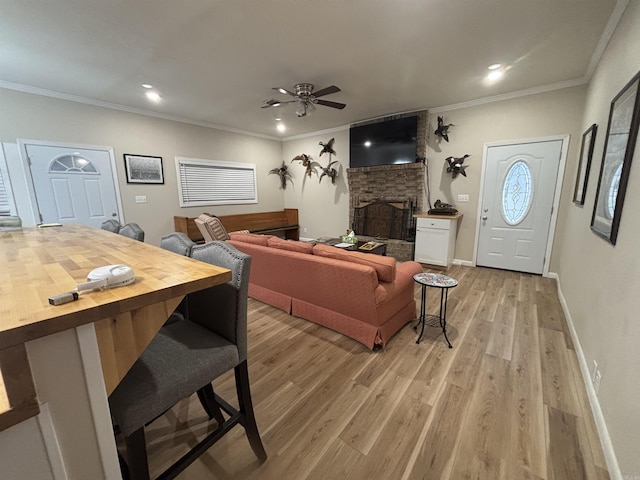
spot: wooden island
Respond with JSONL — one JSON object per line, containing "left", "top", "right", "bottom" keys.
{"left": 0, "top": 225, "right": 230, "bottom": 479}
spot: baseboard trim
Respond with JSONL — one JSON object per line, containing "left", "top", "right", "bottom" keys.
{"left": 550, "top": 271, "right": 623, "bottom": 480}
{"left": 452, "top": 259, "right": 474, "bottom": 267}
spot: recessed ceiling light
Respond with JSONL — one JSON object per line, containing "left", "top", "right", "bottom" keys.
{"left": 276, "top": 123, "right": 286, "bottom": 133}
{"left": 364, "top": 141, "right": 372, "bottom": 148}
{"left": 145, "top": 91, "right": 161, "bottom": 102}
{"left": 487, "top": 70, "right": 504, "bottom": 81}
{"left": 141, "top": 83, "right": 153, "bottom": 89}
{"left": 275, "top": 117, "right": 281, "bottom": 121}
{"left": 488, "top": 64, "right": 502, "bottom": 70}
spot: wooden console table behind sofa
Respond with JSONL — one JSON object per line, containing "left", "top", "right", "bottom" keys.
{"left": 174, "top": 208, "right": 299, "bottom": 243}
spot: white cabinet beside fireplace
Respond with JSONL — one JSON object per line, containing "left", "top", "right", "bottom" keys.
{"left": 413, "top": 214, "right": 461, "bottom": 267}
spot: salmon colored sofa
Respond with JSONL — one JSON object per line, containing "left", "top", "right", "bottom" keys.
{"left": 227, "top": 233, "right": 422, "bottom": 349}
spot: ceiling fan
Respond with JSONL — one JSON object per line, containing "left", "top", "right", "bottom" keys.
{"left": 262, "top": 83, "right": 346, "bottom": 117}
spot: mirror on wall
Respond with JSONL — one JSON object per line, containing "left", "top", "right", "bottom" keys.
{"left": 591, "top": 71, "right": 640, "bottom": 245}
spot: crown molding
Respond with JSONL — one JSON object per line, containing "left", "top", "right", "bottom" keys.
{"left": 0, "top": 80, "right": 280, "bottom": 141}
{"left": 282, "top": 124, "right": 349, "bottom": 142}
{"left": 584, "top": 0, "right": 630, "bottom": 82}
{"left": 429, "top": 77, "right": 586, "bottom": 114}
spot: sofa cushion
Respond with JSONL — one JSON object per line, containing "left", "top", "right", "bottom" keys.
{"left": 312, "top": 244, "right": 396, "bottom": 282}
{"left": 229, "top": 232, "right": 271, "bottom": 246}
{"left": 268, "top": 236, "right": 313, "bottom": 254}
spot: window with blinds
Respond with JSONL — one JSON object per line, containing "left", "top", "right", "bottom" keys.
{"left": 0, "top": 156, "right": 16, "bottom": 216}
{"left": 176, "top": 157, "right": 258, "bottom": 207}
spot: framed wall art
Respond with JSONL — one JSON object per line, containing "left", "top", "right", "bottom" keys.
{"left": 124, "top": 154, "right": 164, "bottom": 184}
{"left": 591, "top": 71, "right": 640, "bottom": 245}
{"left": 572, "top": 124, "right": 597, "bottom": 205}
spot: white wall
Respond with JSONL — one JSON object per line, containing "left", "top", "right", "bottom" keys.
{"left": 553, "top": 0, "right": 640, "bottom": 476}
{"left": 0, "top": 88, "right": 283, "bottom": 245}
{"left": 282, "top": 128, "right": 350, "bottom": 239}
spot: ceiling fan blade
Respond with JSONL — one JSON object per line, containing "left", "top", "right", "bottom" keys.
{"left": 261, "top": 99, "right": 297, "bottom": 108}
{"left": 312, "top": 85, "right": 341, "bottom": 98}
{"left": 316, "top": 99, "right": 346, "bottom": 110}
{"left": 272, "top": 87, "right": 297, "bottom": 97}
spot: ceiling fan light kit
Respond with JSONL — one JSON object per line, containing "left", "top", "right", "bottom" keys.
{"left": 262, "top": 83, "right": 346, "bottom": 118}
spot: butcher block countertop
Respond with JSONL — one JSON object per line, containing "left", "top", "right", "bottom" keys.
{"left": 0, "top": 224, "right": 230, "bottom": 431}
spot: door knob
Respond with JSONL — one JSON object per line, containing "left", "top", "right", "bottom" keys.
{"left": 482, "top": 216, "right": 488, "bottom": 221}
{"left": 483, "top": 208, "right": 488, "bottom": 213}
{"left": 112, "top": 213, "right": 117, "bottom": 217}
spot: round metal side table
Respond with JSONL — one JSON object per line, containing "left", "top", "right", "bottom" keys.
{"left": 413, "top": 272, "right": 458, "bottom": 348}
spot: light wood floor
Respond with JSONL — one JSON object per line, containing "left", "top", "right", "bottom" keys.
{"left": 142, "top": 265, "right": 610, "bottom": 480}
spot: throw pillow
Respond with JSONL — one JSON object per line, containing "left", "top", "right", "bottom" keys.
{"left": 312, "top": 244, "right": 396, "bottom": 282}
{"left": 229, "top": 232, "right": 271, "bottom": 246}
{"left": 267, "top": 237, "right": 313, "bottom": 254}
{"left": 196, "top": 214, "right": 230, "bottom": 241}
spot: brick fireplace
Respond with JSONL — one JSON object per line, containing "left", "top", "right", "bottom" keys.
{"left": 347, "top": 162, "right": 425, "bottom": 261}
{"left": 345, "top": 111, "right": 428, "bottom": 261}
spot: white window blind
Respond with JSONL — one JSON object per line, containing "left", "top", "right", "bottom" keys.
{"left": 0, "top": 154, "right": 16, "bottom": 216}
{"left": 176, "top": 157, "right": 258, "bottom": 207}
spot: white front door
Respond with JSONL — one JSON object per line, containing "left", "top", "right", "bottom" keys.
{"left": 20, "top": 141, "right": 122, "bottom": 228}
{"left": 476, "top": 139, "right": 562, "bottom": 274}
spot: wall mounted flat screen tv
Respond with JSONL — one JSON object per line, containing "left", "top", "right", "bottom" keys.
{"left": 349, "top": 115, "right": 418, "bottom": 168}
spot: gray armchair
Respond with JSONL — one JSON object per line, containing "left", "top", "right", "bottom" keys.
{"left": 160, "top": 232, "right": 195, "bottom": 256}
{"left": 108, "top": 241, "right": 266, "bottom": 479}
{"left": 119, "top": 222, "right": 145, "bottom": 241}
{"left": 100, "top": 219, "right": 121, "bottom": 233}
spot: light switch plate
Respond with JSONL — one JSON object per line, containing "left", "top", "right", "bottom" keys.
{"left": 457, "top": 194, "right": 470, "bottom": 203}
{"left": 135, "top": 195, "right": 147, "bottom": 204}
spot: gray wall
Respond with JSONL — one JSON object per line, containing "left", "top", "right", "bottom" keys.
{"left": 0, "top": 89, "right": 283, "bottom": 245}
{"left": 282, "top": 128, "right": 350, "bottom": 239}
{"left": 554, "top": 0, "right": 640, "bottom": 475}
{"left": 423, "top": 87, "right": 586, "bottom": 266}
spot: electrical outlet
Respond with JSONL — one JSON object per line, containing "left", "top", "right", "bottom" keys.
{"left": 303, "top": 227, "right": 308, "bottom": 233}
{"left": 135, "top": 195, "right": 147, "bottom": 204}
{"left": 457, "top": 194, "right": 470, "bottom": 203}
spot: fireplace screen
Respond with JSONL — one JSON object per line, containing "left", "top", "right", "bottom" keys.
{"left": 352, "top": 199, "right": 415, "bottom": 241}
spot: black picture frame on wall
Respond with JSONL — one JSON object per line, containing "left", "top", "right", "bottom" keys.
{"left": 591, "top": 71, "right": 640, "bottom": 245}
{"left": 123, "top": 154, "right": 164, "bottom": 184}
{"left": 573, "top": 124, "right": 597, "bottom": 206}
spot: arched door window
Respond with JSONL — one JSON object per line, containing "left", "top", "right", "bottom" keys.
{"left": 502, "top": 160, "right": 533, "bottom": 225}
{"left": 49, "top": 155, "right": 98, "bottom": 173}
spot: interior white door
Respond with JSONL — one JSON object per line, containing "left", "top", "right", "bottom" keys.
{"left": 23, "top": 142, "right": 121, "bottom": 227}
{"left": 476, "top": 140, "right": 562, "bottom": 274}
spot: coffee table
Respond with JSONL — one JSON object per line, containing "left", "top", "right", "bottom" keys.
{"left": 318, "top": 238, "right": 387, "bottom": 256}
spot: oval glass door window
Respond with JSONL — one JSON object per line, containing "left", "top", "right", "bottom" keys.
{"left": 502, "top": 160, "right": 533, "bottom": 225}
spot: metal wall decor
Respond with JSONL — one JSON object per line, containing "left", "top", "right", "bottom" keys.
{"left": 445, "top": 155, "right": 469, "bottom": 178}
{"left": 268, "top": 161, "right": 292, "bottom": 189}
{"left": 318, "top": 138, "right": 338, "bottom": 184}
{"left": 573, "top": 124, "right": 597, "bottom": 206}
{"left": 591, "top": 71, "right": 640, "bottom": 245}
{"left": 291, "top": 153, "right": 317, "bottom": 177}
{"left": 434, "top": 116, "right": 454, "bottom": 142}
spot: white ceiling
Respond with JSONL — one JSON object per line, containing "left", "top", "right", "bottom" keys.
{"left": 0, "top": 0, "right": 620, "bottom": 139}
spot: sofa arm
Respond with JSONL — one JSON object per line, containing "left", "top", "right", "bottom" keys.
{"left": 395, "top": 261, "right": 423, "bottom": 287}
